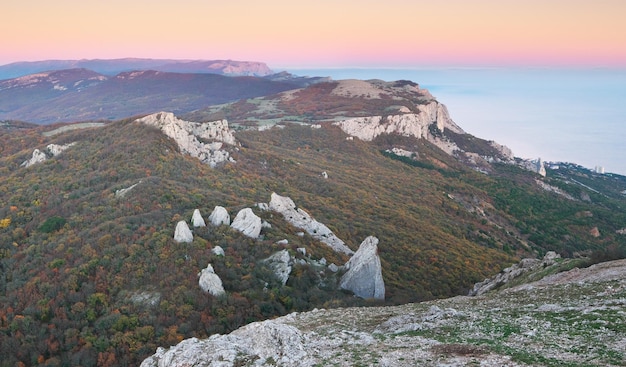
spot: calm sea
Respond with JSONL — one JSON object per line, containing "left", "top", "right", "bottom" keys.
{"left": 285, "top": 67, "right": 626, "bottom": 176}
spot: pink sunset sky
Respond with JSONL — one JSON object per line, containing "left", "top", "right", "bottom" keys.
{"left": 2, "top": 0, "right": 625, "bottom": 68}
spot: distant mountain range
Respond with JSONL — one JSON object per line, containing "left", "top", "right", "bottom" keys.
{"left": 0, "top": 58, "right": 274, "bottom": 80}
{"left": 0, "top": 68, "right": 327, "bottom": 124}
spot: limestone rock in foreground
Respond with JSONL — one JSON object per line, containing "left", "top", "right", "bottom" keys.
{"left": 208, "top": 205, "right": 230, "bottom": 226}
{"left": 269, "top": 192, "right": 353, "bottom": 255}
{"left": 198, "top": 264, "right": 225, "bottom": 296}
{"left": 230, "top": 208, "right": 262, "bottom": 238}
{"left": 137, "top": 112, "right": 236, "bottom": 168}
{"left": 140, "top": 318, "right": 306, "bottom": 367}
{"left": 173, "top": 221, "right": 193, "bottom": 243}
{"left": 339, "top": 236, "right": 385, "bottom": 300}
{"left": 191, "top": 209, "right": 206, "bottom": 227}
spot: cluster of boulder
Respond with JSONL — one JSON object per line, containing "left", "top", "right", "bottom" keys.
{"left": 172, "top": 192, "right": 386, "bottom": 301}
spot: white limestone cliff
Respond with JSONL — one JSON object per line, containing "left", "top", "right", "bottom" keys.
{"left": 174, "top": 220, "right": 193, "bottom": 243}
{"left": 334, "top": 101, "right": 462, "bottom": 143}
{"left": 208, "top": 205, "right": 230, "bottom": 226}
{"left": 21, "top": 142, "right": 76, "bottom": 168}
{"left": 230, "top": 208, "right": 262, "bottom": 238}
{"left": 198, "top": 264, "right": 226, "bottom": 297}
{"left": 191, "top": 209, "right": 206, "bottom": 227}
{"left": 137, "top": 112, "right": 236, "bottom": 168}
{"left": 269, "top": 192, "right": 354, "bottom": 255}
{"left": 339, "top": 236, "right": 385, "bottom": 300}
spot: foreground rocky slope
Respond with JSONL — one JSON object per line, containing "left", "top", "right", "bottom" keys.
{"left": 142, "top": 258, "right": 626, "bottom": 366}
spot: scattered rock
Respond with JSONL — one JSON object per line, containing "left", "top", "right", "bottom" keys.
{"left": 174, "top": 221, "right": 193, "bottom": 243}
{"left": 328, "top": 263, "right": 339, "bottom": 273}
{"left": 590, "top": 227, "right": 601, "bottom": 237}
{"left": 231, "top": 208, "right": 262, "bottom": 238}
{"left": 191, "top": 209, "right": 206, "bottom": 227}
{"left": 198, "top": 264, "right": 226, "bottom": 296}
{"left": 276, "top": 239, "right": 289, "bottom": 245}
{"left": 339, "top": 236, "right": 385, "bottom": 300}
{"left": 297, "top": 247, "right": 306, "bottom": 256}
{"left": 321, "top": 171, "right": 328, "bottom": 179}
{"left": 208, "top": 206, "right": 230, "bottom": 226}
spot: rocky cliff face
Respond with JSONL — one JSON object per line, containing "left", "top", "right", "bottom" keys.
{"left": 339, "top": 236, "right": 385, "bottom": 300}
{"left": 137, "top": 112, "right": 236, "bottom": 168}
{"left": 334, "top": 101, "right": 466, "bottom": 156}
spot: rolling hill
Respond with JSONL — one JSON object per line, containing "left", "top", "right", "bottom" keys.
{"left": 0, "top": 77, "right": 625, "bottom": 366}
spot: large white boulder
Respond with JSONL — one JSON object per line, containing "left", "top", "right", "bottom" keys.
{"left": 339, "top": 236, "right": 385, "bottom": 300}
{"left": 198, "top": 264, "right": 226, "bottom": 297}
{"left": 264, "top": 250, "right": 292, "bottom": 286}
{"left": 174, "top": 221, "right": 193, "bottom": 243}
{"left": 230, "top": 208, "right": 262, "bottom": 238}
{"left": 269, "top": 192, "right": 353, "bottom": 255}
{"left": 208, "top": 206, "right": 230, "bottom": 226}
{"left": 191, "top": 209, "right": 206, "bottom": 227}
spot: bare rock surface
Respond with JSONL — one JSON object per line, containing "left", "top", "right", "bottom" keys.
{"left": 137, "top": 112, "right": 236, "bottom": 168}
{"left": 173, "top": 220, "right": 193, "bottom": 243}
{"left": 198, "top": 264, "right": 225, "bottom": 297}
{"left": 230, "top": 208, "right": 262, "bottom": 238}
{"left": 339, "top": 236, "right": 385, "bottom": 300}
{"left": 269, "top": 192, "right": 353, "bottom": 255}
{"left": 21, "top": 142, "right": 76, "bottom": 167}
{"left": 208, "top": 205, "right": 230, "bottom": 226}
{"left": 469, "top": 251, "right": 561, "bottom": 296}
{"left": 142, "top": 258, "right": 626, "bottom": 367}
{"left": 264, "top": 249, "right": 292, "bottom": 286}
{"left": 191, "top": 209, "right": 206, "bottom": 227}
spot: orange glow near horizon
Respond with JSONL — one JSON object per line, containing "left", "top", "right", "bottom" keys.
{"left": 2, "top": 0, "right": 625, "bottom": 68}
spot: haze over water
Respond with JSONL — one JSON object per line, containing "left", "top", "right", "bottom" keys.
{"left": 286, "top": 67, "right": 626, "bottom": 176}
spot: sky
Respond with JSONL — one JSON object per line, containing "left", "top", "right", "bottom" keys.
{"left": 2, "top": 0, "right": 626, "bottom": 68}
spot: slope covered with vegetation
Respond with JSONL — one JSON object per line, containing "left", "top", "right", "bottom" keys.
{"left": 1, "top": 113, "right": 625, "bottom": 366}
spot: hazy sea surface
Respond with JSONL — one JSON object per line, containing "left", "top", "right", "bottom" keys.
{"left": 285, "top": 67, "right": 626, "bottom": 176}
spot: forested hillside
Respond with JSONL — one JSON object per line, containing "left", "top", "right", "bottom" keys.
{"left": 1, "top": 116, "right": 625, "bottom": 366}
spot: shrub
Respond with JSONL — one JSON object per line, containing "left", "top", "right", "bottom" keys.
{"left": 38, "top": 216, "right": 67, "bottom": 233}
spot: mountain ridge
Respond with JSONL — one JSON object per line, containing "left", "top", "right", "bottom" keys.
{"left": 0, "top": 58, "right": 274, "bottom": 80}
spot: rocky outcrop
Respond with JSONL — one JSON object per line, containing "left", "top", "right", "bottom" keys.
{"left": 469, "top": 251, "right": 561, "bottom": 296}
{"left": 269, "top": 192, "right": 353, "bottom": 255}
{"left": 339, "top": 236, "right": 385, "bottom": 300}
{"left": 21, "top": 142, "right": 76, "bottom": 167}
{"left": 198, "top": 264, "right": 226, "bottom": 297}
{"left": 264, "top": 250, "right": 292, "bottom": 286}
{"left": 191, "top": 209, "right": 206, "bottom": 227}
{"left": 520, "top": 157, "right": 547, "bottom": 176}
{"left": 137, "top": 112, "right": 236, "bottom": 168}
{"left": 230, "top": 208, "right": 262, "bottom": 238}
{"left": 334, "top": 101, "right": 463, "bottom": 148}
{"left": 115, "top": 181, "right": 141, "bottom": 198}
{"left": 174, "top": 221, "right": 193, "bottom": 243}
{"left": 208, "top": 205, "right": 230, "bottom": 226}
{"left": 140, "top": 318, "right": 306, "bottom": 367}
